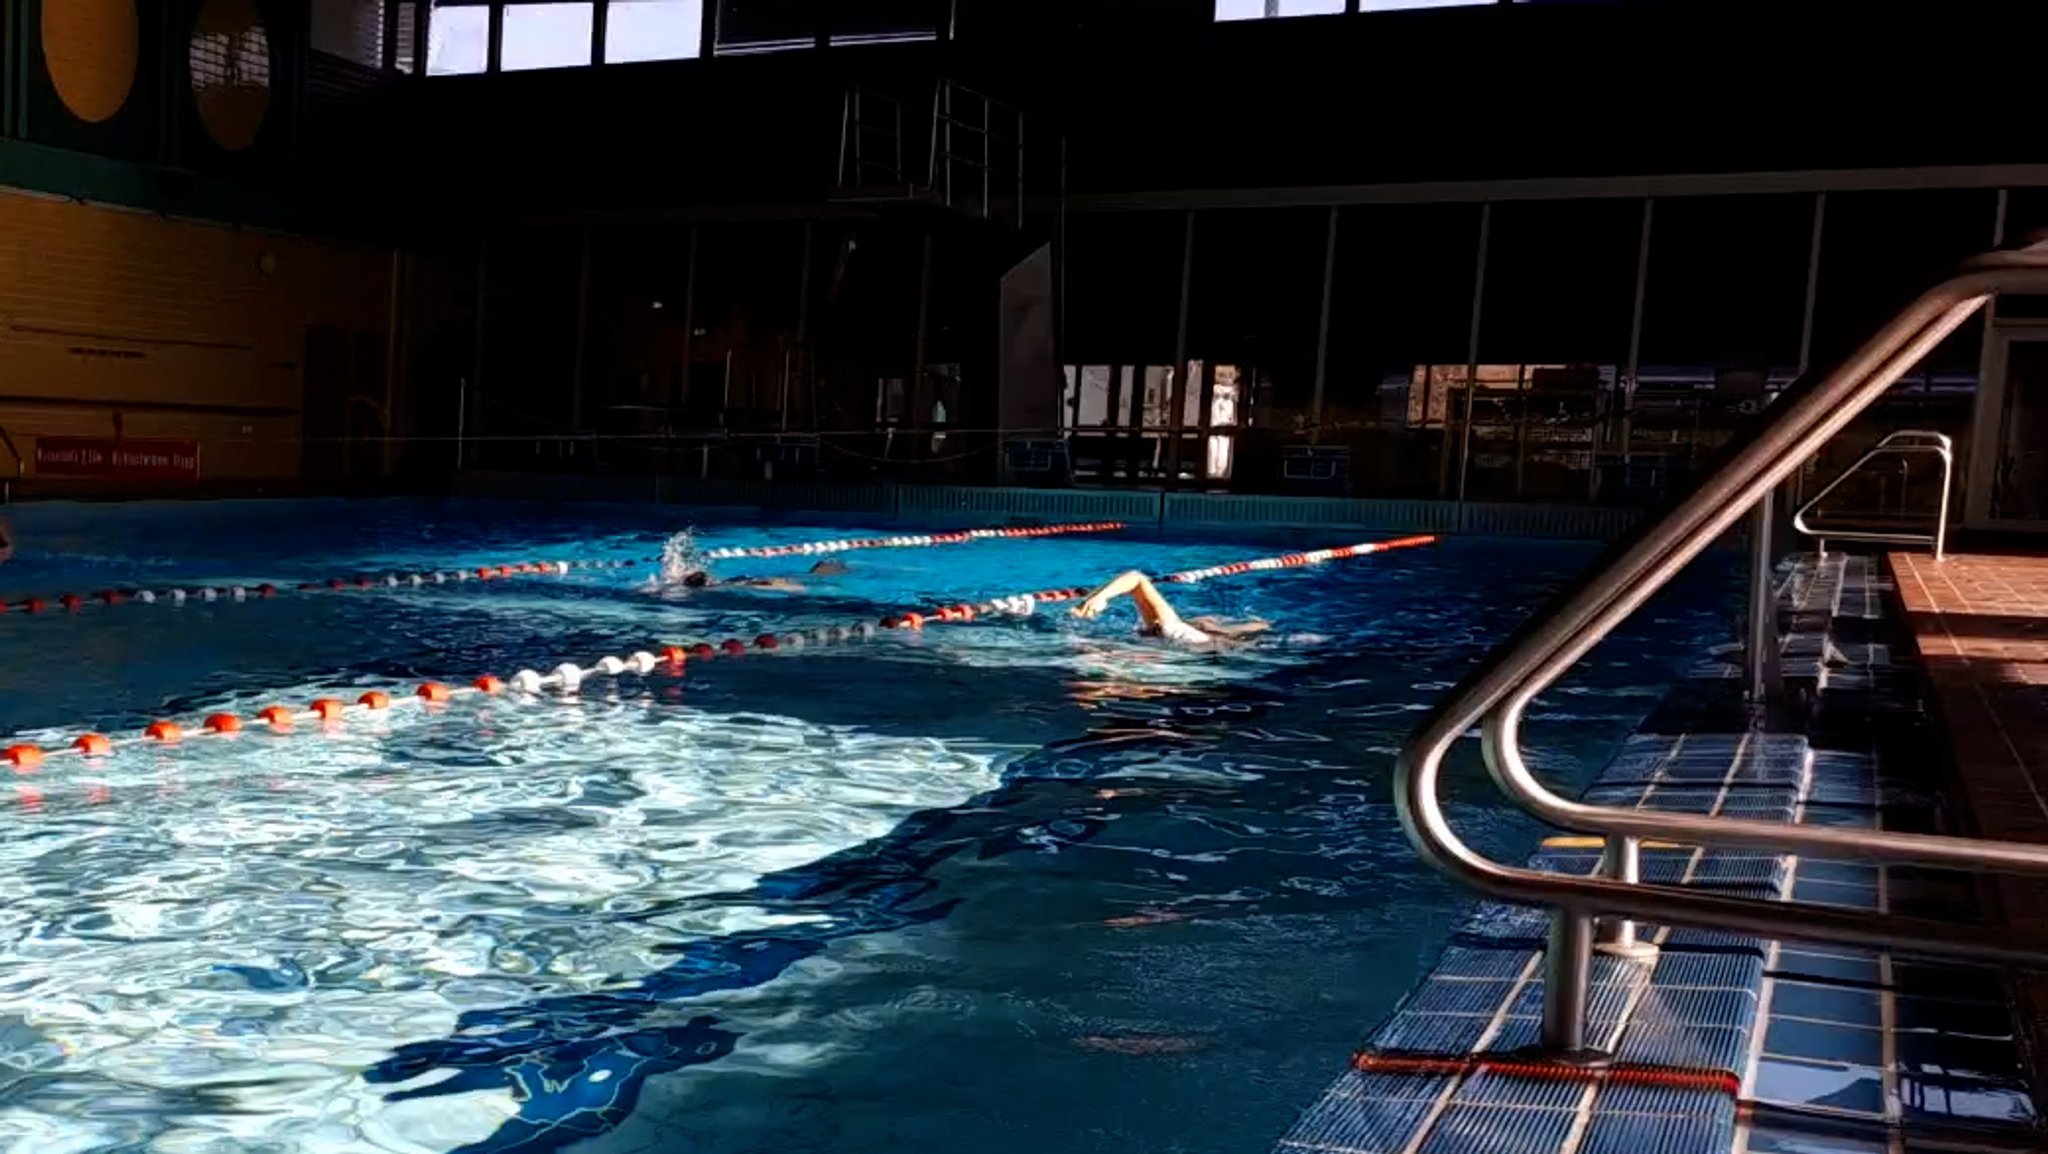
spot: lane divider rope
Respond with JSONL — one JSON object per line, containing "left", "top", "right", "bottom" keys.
{"left": 876, "top": 534, "right": 1440, "bottom": 630}
{"left": 0, "top": 522, "right": 1127, "bottom": 616}
{"left": 0, "top": 534, "right": 1432, "bottom": 771}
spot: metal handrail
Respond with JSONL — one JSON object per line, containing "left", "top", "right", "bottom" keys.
{"left": 1395, "top": 250, "right": 2048, "bottom": 1058}
{"left": 1792, "top": 429, "right": 1953, "bottom": 560}
{"left": 0, "top": 424, "right": 21, "bottom": 504}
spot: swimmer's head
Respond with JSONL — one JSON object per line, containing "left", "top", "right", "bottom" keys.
{"left": 659, "top": 529, "right": 707, "bottom": 585}
{"left": 682, "top": 570, "right": 711, "bottom": 588}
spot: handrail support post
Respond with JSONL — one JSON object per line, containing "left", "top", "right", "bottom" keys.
{"left": 1746, "top": 488, "right": 1782, "bottom": 704}
{"left": 1594, "top": 835, "right": 1655, "bottom": 957}
{"left": 1541, "top": 908, "right": 1598, "bottom": 1058}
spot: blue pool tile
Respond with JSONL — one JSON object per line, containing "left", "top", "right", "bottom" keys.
{"left": 1770, "top": 981, "right": 1883, "bottom": 1027}
{"left": 1763, "top": 1018, "right": 1885, "bottom": 1067}
{"left": 1418, "top": 1103, "right": 1575, "bottom": 1154}
{"left": 1898, "top": 1072, "right": 2037, "bottom": 1126}
{"left": 1529, "top": 849, "right": 1602, "bottom": 877}
{"left": 1752, "top": 1057, "right": 1886, "bottom": 1116}
{"left": 1614, "top": 1021, "right": 1749, "bottom": 1071}
{"left": 1455, "top": 902, "right": 1547, "bottom": 945}
{"left": 1576, "top": 1108, "right": 1733, "bottom": 1154}
{"left": 1743, "top": 1121, "right": 1886, "bottom": 1154}
{"left": 1475, "top": 1015, "right": 1542, "bottom": 1054}
{"left": 1894, "top": 997, "right": 2014, "bottom": 1038}
{"left": 1791, "top": 878, "right": 1881, "bottom": 910}
{"left": 1657, "top": 925, "right": 1772, "bottom": 956}
{"left": 1631, "top": 986, "right": 1758, "bottom": 1030}
{"left": 1715, "top": 791, "right": 1801, "bottom": 820}
{"left": 1800, "top": 807, "right": 1878, "bottom": 829}
{"left": 1373, "top": 1011, "right": 1493, "bottom": 1054}
{"left": 1277, "top": 1071, "right": 1447, "bottom": 1154}
{"left": 1406, "top": 978, "right": 1516, "bottom": 1016}
{"left": 1653, "top": 951, "right": 1765, "bottom": 991}
{"left": 1451, "top": 1071, "right": 1583, "bottom": 1108}
{"left": 1771, "top": 951, "right": 1881, "bottom": 986}
{"left": 1893, "top": 1029, "right": 2021, "bottom": 1080}
{"left": 1433, "top": 946, "right": 1535, "bottom": 981}
{"left": 1889, "top": 961, "right": 2001, "bottom": 1002}
{"left": 1792, "top": 860, "right": 1880, "bottom": 887}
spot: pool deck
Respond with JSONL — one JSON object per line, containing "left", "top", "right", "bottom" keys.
{"left": 1890, "top": 549, "right": 2048, "bottom": 1098}
{"left": 1274, "top": 552, "right": 2047, "bottom": 1154}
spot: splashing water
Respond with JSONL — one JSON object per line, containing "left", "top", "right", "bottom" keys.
{"left": 657, "top": 529, "right": 705, "bottom": 586}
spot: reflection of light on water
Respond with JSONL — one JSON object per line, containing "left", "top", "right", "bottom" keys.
{"left": 0, "top": 695, "right": 1012, "bottom": 1152}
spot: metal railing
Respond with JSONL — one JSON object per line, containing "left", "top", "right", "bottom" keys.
{"left": 1792, "top": 429, "right": 1953, "bottom": 560}
{"left": 835, "top": 80, "right": 1030, "bottom": 227}
{"left": 1395, "top": 249, "right": 2048, "bottom": 1060}
{"left": 0, "top": 425, "right": 21, "bottom": 504}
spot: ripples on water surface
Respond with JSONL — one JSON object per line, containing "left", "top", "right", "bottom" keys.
{"left": 0, "top": 500, "right": 1738, "bottom": 1154}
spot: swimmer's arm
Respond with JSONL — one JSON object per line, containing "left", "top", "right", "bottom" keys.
{"left": 1074, "top": 571, "right": 1190, "bottom": 635}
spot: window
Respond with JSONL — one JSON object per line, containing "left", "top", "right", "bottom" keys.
{"left": 393, "top": 1, "right": 419, "bottom": 71}
{"left": 606, "top": 0, "right": 701, "bottom": 62}
{"left": 1215, "top": 0, "right": 1344, "bottom": 20}
{"left": 502, "top": 2, "right": 594, "bottom": 70}
{"left": 310, "top": 0, "right": 383, "bottom": 67}
{"left": 1217, "top": 0, "right": 1493, "bottom": 17}
{"left": 716, "top": 0, "right": 812, "bottom": 54}
{"left": 832, "top": 0, "right": 939, "bottom": 45}
{"left": 426, "top": 3, "right": 488, "bottom": 73}
{"left": 190, "top": 1, "right": 272, "bottom": 152}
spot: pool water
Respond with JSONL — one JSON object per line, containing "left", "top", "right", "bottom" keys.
{"left": 0, "top": 499, "right": 1738, "bottom": 1154}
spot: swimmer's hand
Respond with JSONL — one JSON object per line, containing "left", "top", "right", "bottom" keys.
{"left": 1073, "top": 592, "right": 1113, "bottom": 620}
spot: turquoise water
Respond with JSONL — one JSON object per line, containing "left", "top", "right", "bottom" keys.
{"left": 0, "top": 499, "right": 1737, "bottom": 1154}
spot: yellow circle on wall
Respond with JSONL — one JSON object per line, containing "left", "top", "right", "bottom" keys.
{"left": 42, "top": 0, "right": 140, "bottom": 125}
{"left": 189, "top": 0, "right": 271, "bottom": 152}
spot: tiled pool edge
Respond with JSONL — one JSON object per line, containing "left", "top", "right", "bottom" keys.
{"left": 1273, "top": 555, "right": 2046, "bottom": 1154}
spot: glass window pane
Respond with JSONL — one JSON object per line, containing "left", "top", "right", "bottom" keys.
{"left": 717, "top": 0, "right": 813, "bottom": 53}
{"left": 426, "top": 3, "right": 488, "bottom": 74}
{"left": 502, "top": 2, "right": 594, "bottom": 71}
{"left": 1216, "top": 0, "right": 1344, "bottom": 19}
{"left": 310, "top": 0, "right": 383, "bottom": 67}
{"left": 607, "top": 0, "right": 701, "bottom": 61}
{"left": 1367, "top": 0, "right": 1491, "bottom": 9}
{"left": 832, "top": 0, "right": 938, "bottom": 44}
{"left": 393, "top": 2, "right": 418, "bottom": 71}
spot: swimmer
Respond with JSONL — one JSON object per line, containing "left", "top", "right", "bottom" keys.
{"left": 1072, "top": 571, "right": 1270, "bottom": 648}
{"left": 674, "top": 569, "right": 805, "bottom": 592}
{"left": 653, "top": 530, "right": 849, "bottom": 593}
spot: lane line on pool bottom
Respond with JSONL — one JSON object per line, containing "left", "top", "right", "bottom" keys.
{"left": 0, "top": 533, "right": 1435, "bottom": 772}
{"left": 0, "top": 522, "right": 1126, "bottom": 618}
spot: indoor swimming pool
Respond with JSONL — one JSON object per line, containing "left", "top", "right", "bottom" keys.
{"left": 0, "top": 499, "right": 1738, "bottom": 1154}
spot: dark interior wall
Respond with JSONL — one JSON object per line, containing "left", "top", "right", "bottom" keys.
{"left": 377, "top": 0, "right": 2048, "bottom": 219}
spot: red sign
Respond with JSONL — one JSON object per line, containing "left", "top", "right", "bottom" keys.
{"left": 34, "top": 437, "right": 201, "bottom": 482}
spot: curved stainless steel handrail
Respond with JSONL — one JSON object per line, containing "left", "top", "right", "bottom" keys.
{"left": 1792, "top": 429, "right": 1953, "bottom": 560}
{"left": 1396, "top": 251, "right": 2048, "bottom": 1051}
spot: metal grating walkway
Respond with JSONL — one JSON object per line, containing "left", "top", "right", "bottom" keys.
{"left": 1276, "top": 554, "right": 2042, "bottom": 1154}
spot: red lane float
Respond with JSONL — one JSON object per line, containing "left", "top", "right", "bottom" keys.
{"left": 0, "top": 521, "right": 1127, "bottom": 619}
{"left": 699, "top": 521, "right": 1125, "bottom": 562}
{"left": 0, "top": 534, "right": 1430, "bottom": 774}
{"left": 872, "top": 535, "right": 1439, "bottom": 633}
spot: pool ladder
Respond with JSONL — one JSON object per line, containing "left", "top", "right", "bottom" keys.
{"left": 1396, "top": 249, "right": 2048, "bottom": 1057}
{"left": 1792, "top": 429, "right": 1953, "bottom": 561}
